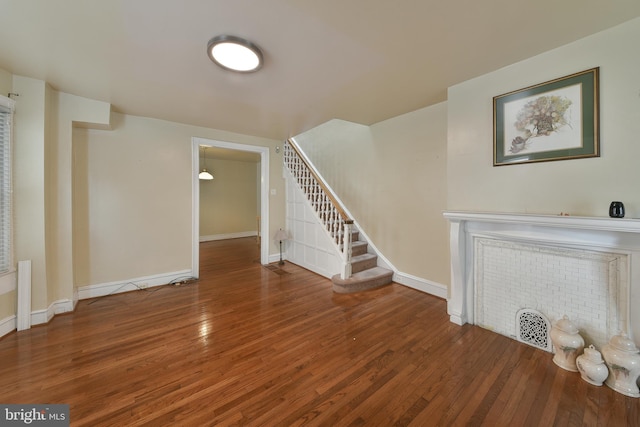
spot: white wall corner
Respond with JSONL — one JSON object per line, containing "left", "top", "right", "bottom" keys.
{"left": 31, "top": 299, "right": 74, "bottom": 326}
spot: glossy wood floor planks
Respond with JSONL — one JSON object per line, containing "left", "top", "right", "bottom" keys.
{"left": 0, "top": 237, "right": 638, "bottom": 426}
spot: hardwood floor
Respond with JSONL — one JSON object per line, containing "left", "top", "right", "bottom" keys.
{"left": 0, "top": 237, "right": 638, "bottom": 426}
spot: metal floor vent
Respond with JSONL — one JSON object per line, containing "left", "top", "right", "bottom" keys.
{"left": 516, "top": 308, "right": 552, "bottom": 352}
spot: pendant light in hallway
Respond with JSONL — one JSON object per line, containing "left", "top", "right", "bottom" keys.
{"left": 199, "top": 146, "right": 214, "bottom": 180}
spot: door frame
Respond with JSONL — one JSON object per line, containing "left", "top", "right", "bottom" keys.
{"left": 191, "top": 137, "right": 270, "bottom": 277}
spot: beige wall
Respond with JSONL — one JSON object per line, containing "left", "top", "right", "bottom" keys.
{"left": 0, "top": 68, "right": 11, "bottom": 95}
{"left": 0, "top": 74, "right": 16, "bottom": 321}
{"left": 74, "top": 112, "right": 283, "bottom": 287}
{"left": 5, "top": 15, "right": 635, "bottom": 324}
{"left": 72, "top": 113, "right": 190, "bottom": 286}
{"left": 50, "top": 91, "right": 111, "bottom": 303}
{"left": 199, "top": 158, "right": 259, "bottom": 237}
{"left": 292, "top": 17, "right": 640, "bottom": 293}
{"left": 294, "top": 101, "right": 449, "bottom": 287}
{"left": 448, "top": 17, "right": 640, "bottom": 217}
{"left": 11, "top": 77, "right": 112, "bottom": 313}
{"left": 370, "top": 104, "right": 448, "bottom": 285}
{"left": 12, "top": 76, "right": 48, "bottom": 311}
{"left": 3, "top": 69, "right": 284, "bottom": 325}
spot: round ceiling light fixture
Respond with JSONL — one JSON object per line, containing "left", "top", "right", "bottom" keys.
{"left": 207, "top": 35, "right": 263, "bottom": 72}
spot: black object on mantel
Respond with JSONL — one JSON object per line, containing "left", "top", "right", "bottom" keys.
{"left": 609, "top": 201, "right": 625, "bottom": 218}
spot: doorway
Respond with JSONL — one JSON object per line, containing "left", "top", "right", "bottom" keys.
{"left": 191, "top": 137, "right": 270, "bottom": 278}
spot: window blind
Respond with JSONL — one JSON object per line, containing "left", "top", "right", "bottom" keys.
{"left": 0, "top": 96, "right": 15, "bottom": 274}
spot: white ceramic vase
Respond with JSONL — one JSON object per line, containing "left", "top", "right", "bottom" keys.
{"left": 550, "top": 316, "right": 584, "bottom": 372}
{"left": 602, "top": 333, "right": 640, "bottom": 398}
{"left": 576, "top": 345, "right": 608, "bottom": 386}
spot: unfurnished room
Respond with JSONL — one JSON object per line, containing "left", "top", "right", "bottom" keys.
{"left": 0, "top": 1, "right": 639, "bottom": 425}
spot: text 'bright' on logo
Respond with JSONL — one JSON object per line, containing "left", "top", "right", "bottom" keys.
{"left": 1, "top": 404, "right": 69, "bottom": 426}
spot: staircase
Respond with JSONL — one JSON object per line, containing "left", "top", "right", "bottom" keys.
{"left": 284, "top": 139, "right": 393, "bottom": 294}
{"left": 331, "top": 230, "right": 393, "bottom": 294}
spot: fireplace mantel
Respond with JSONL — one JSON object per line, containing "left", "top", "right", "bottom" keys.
{"left": 443, "top": 211, "right": 640, "bottom": 346}
{"left": 443, "top": 211, "right": 640, "bottom": 234}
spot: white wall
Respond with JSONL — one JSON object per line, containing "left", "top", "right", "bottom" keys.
{"left": 292, "top": 17, "right": 640, "bottom": 296}
{"left": 285, "top": 167, "right": 342, "bottom": 279}
{"left": 293, "top": 101, "right": 449, "bottom": 291}
{"left": 12, "top": 76, "right": 48, "bottom": 311}
{"left": 6, "top": 15, "right": 636, "bottom": 328}
{"left": 0, "top": 68, "right": 11, "bottom": 95}
{"left": 9, "top": 75, "right": 111, "bottom": 320}
{"left": 51, "top": 91, "right": 111, "bottom": 304}
{"left": 73, "top": 113, "right": 191, "bottom": 286}
{"left": 369, "top": 104, "right": 448, "bottom": 286}
{"left": 1, "top": 69, "right": 285, "bottom": 331}
{"left": 0, "top": 76, "right": 14, "bottom": 323}
{"left": 448, "top": 17, "right": 640, "bottom": 218}
{"left": 73, "top": 112, "right": 283, "bottom": 288}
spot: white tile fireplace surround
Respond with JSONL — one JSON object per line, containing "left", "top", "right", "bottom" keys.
{"left": 443, "top": 211, "right": 640, "bottom": 350}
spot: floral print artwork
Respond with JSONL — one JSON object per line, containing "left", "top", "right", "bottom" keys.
{"left": 510, "top": 95, "right": 573, "bottom": 154}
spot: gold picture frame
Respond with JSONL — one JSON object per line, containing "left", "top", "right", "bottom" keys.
{"left": 493, "top": 68, "right": 599, "bottom": 166}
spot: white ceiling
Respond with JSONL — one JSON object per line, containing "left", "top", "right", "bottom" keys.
{"left": 1, "top": 1, "right": 639, "bottom": 141}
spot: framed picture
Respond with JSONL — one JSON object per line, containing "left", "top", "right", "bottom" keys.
{"left": 493, "top": 67, "right": 599, "bottom": 166}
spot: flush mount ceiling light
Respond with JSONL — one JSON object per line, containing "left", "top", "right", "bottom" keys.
{"left": 207, "top": 35, "right": 263, "bottom": 72}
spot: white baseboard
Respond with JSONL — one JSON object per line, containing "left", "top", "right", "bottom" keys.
{"left": 0, "top": 315, "right": 16, "bottom": 338}
{"left": 31, "top": 299, "right": 74, "bottom": 326}
{"left": 270, "top": 256, "right": 447, "bottom": 297}
{"left": 355, "top": 224, "right": 448, "bottom": 299}
{"left": 200, "top": 231, "right": 258, "bottom": 242}
{"left": 76, "top": 269, "right": 193, "bottom": 300}
{"left": 0, "top": 299, "right": 75, "bottom": 337}
{"left": 268, "top": 253, "right": 286, "bottom": 264}
{"left": 393, "top": 272, "right": 448, "bottom": 299}
{"left": 0, "top": 270, "right": 195, "bottom": 337}
{"left": 357, "top": 225, "right": 448, "bottom": 299}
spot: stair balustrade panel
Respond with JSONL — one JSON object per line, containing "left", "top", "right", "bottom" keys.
{"left": 283, "top": 142, "right": 347, "bottom": 254}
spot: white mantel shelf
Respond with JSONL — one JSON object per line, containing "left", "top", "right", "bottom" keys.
{"left": 443, "top": 211, "right": 640, "bottom": 234}
{"left": 442, "top": 210, "right": 640, "bottom": 347}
